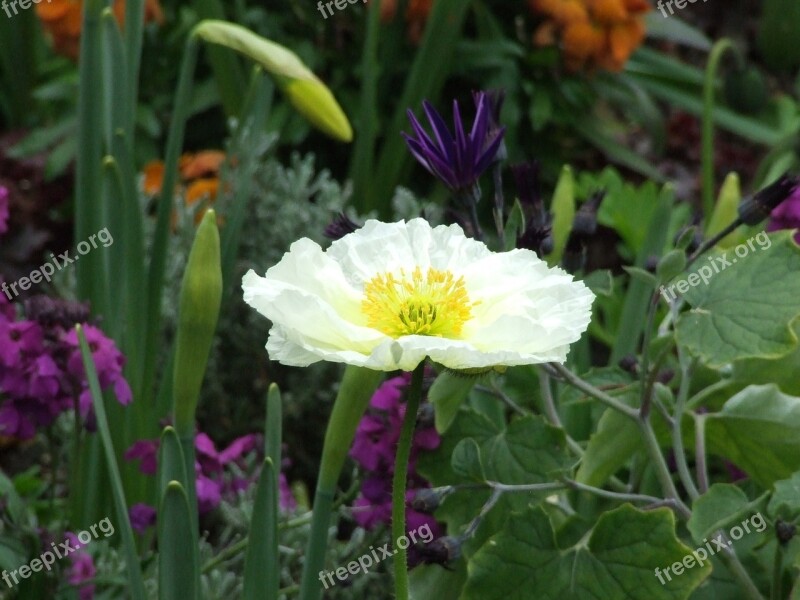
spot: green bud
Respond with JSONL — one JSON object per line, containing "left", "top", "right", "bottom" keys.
{"left": 194, "top": 20, "right": 353, "bottom": 142}
{"left": 173, "top": 210, "right": 222, "bottom": 434}
{"left": 656, "top": 249, "right": 687, "bottom": 282}
{"left": 547, "top": 165, "right": 575, "bottom": 266}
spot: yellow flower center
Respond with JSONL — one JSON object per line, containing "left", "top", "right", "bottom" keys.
{"left": 362, "top": 266, "right": 477, "bottom": 338}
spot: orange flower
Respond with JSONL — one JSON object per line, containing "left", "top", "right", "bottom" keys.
{"left": 179, "top": 151, "right": 226, "bottom": 181}
{"left": 142, "top": 160, "right": 165, "bottom": 196}
{"left": 140, "top": 151, "right": 225, "bottom": 229}
{"left": 530, "top": 0, "right": 650, "bottom": 72}
{"left": 185, "top": 178, "right": 219, "bottom": 206}
{"left": 37, "top": 0, "right": 164, "bottom": 60}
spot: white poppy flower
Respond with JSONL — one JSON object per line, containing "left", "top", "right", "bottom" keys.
{"left": 242, "top": 218, "right": 595, "bottom": 372}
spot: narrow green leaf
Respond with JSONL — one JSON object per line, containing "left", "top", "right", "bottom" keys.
{"left": 76, "top": 326, "right": 147, "bottom": 600}
{"left": 243, "top": 459, "right": 280, "bottom": 600}
{"left": 157, "top": 427, "right": 188, "bottom": 502}
{"left": 547, "top": 165, "right": 575, "bottom": 265}
{"left": 158, "top": 482, "right": 198, "bottom": 600}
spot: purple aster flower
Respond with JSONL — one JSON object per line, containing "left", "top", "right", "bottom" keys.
{"left": 0, "top": 186, "right": 9, "bottom": 237}
{"left": 767, "top": 184, "right": 800, "bottom": 243}
{"left": 129, "top": 503, "right": 157, "bottom": 534}
{"left": 403, "top": 92, "right": 506, "bottom": 194}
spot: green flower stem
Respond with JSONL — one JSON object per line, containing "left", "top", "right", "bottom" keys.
{"left": 549, "top": 362, "right": 691, "bottom": 519}
{"left": 672, "top": 349, "right": 700, "bottom": 500}
{"left": 537, "top": 369, "right": 584, "bottom": 458}
{"left": 702, "top": 38, "right": 737, "bottom": 219}
{"left": 142, "top": 32, "right": 200, "bottom": 404}
{"left": 391, "top": 363, "right": 425, "bottom": 600}
{"left": 548, "top": 363, "right": 638, "bottom": 420}
{"left": 694, "top": 413, "right": 710, "bottom": 494}
{"left": 299, "top": 366, "right": 383, "bottom": 600}
{"left": 772, "top": 542, "right": 784, "bottom": 600}
{"left": 718, "top": 546, "right": 767, "bottom": 600}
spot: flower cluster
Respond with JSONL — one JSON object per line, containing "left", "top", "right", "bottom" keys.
{"left": 768, "top": 184, "right": 800, "bottom": 243}
{"left": 124, "top": 429, "right": 295, "bottom": 529}
{"left": 349, "top": 375, "right": 441, "bottom": 542}
{"left": 142, "top": 150, "right": 226, "bottom": 225}
{"left": 0, "top": 295, "right": 132, "bottom": 440}
{"left": 530, "top": 0, "right": 650, "bottom": 71}
{"left": 36, "top": 0, "right": 164, "bottom": 60}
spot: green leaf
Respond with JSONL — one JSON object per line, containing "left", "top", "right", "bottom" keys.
{"left": 158, "top": 482, "right": 198, "bottom": 600}
{"left": 464, "top": 505, "right": 710, "bottom": 599}
{"left": 732, "top": 322, "right": 800, "bottom": 396}
{"left": 409, "top": 561, "right": 467, "bottom": 600}
{"left": 429, "top": 371, "right": 477, "bottom": 433}
{"left": 705, "top": 173, "right": 743, "bottom": 249}
{"left": 768, "top": 471, "right": 800, "bottom": 521}
{"left": 705, "top": 384, "right": 800, "bottom": 487}
{"left": 657, "top": 249, "right": 688, "bottom": 282}
{"left": 623, "top": 266, "right": 659, "bottom": 287}
{"left": 503, "top": 199, "right": 525, "bottom": 252}
{"left": 548, "top": 165, "right": 575, "bottom": 265}
{"left": 582, "top": 269, "right": 614, "bottom": 297}
{"left": 452, "top": 439, "right": 487, "bottom": 482}
{"left": 157, "top": 427, "right": 187, "bottom": 504}
{"left": 675, "top": 232, "right": 800, "bottom": 367}
{"left": 643, "top": 13, "right": 712, "bottom": 50}
{"left": 243, "top": 459, "right": 279, "bottom": 600}
{"left": 687, "top": 484, "right": 750, "bottom": 543}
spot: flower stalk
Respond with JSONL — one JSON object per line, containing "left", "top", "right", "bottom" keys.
{"left": 299, "top": 366, "right": 383, "bottom": 600}
{"left": 391, "top": 362, "right": 426, "bottom": 600}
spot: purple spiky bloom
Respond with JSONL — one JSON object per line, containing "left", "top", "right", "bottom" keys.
{"left": 402, "top": 92, "right": 506, "bottom": 193}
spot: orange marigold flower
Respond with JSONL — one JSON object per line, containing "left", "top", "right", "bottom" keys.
{"left": 37, "top": 0, "right": 164, "bottom": 60}
{"left": 529, "top": 0, "right": 650, "bottom": 72}
{"left": 142, "top": 160, "right": 165, "bottom": 196}
{"left": 179, "top": 151, "right": 226, "bottom": 181}
{"left": 185, "top": 178, "right": 220, "bottom": 207}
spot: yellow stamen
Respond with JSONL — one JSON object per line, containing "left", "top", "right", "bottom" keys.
{"left": 362, "top": 266, "right": 478, "bottom": 338}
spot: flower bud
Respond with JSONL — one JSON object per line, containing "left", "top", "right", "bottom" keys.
{"left": 173, "top": 210, "right": 223, "bottom": 434}
{"left": 738, "top": 173, "right": 800, "bottom": 226}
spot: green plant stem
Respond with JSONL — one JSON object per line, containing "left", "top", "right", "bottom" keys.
{"left": 672, "top": 350, "right": 700, "bottom": 500}
{"left": 718, "top": 546, "right": 766, "bottom": 600}
{"left": 537, "top": 369, "right": 584, "bottom": 457}
{"left": 702, "top": 38, "right": 737, "bottom": 219}
{"left": 638, "top": 292, "right": 661, "bottom": 419}
{"left": 391, "top": 363, "right": 425, "bottom": 600}
{"left": 694, "top": 414, "right": 709, "bottom": 494}
{"left": 299, "top": 367, "right": 383, "bottom": 600}
{"left": 771, "top": 543, "right": 784, "bottom": 600}
{"left": 548, "top": 363, "right": 638, "bottom": 420}
{"left": 142, "top": 33, "right": 200, "bottom": 403}
{"left": 549, "top": 363, "right": 690, "bottom": 518}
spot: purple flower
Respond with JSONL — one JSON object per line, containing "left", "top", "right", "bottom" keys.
{"left": 125, "top": 430, "right": 296, "bottom": 515}
{"left": 129, "top": 503, "right": 157, "bottom": 534}
{"left": 64, "top": 533, "right": 96, "bottom": 600}
{"left": 349, "top": 375, "right": 442, "bottom": 540}
{"left": 402, "top": 92, "right": 506, "bottom": 193}
{"left": 0, "top": 186, "right": 9, "bottom": 236}
{"left": 124, "top": 440, "right": 159, "bottom": 475}
{"left": 768, "top": 184, "right": 800, "bottom": 243}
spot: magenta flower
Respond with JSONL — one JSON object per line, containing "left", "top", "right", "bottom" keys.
{"left": 0, "top": 297, "right": 132, "bottom": 441}
{"left": 349, "top": 374, "right": 441, "bottom": 540}
{"left": 767, "top": 184, "right": 800, "bottom": 243}
{"left": 64, "top": 533, "right": 96, "bottom": 600}
{"left": 125, "top": 430, "right": 296, "bottom": 515}
{"left": 129, "top": 503, "right": 157, "bottom": 534}
{"left": 0, "top": 186, "right": 8, "bottom": 236}
{"left": 402, "top": 92, "right": 506, "bottom": 193}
